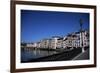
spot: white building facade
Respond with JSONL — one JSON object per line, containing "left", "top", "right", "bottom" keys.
{"left": 24, "top": 30, "right": 89, "bottom": 50}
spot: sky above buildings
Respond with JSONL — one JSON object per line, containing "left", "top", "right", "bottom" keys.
{"left": 21, "top": 10, "right": 89, "bottom": 43}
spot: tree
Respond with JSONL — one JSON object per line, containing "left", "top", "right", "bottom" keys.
{"left": 80, "top": 18, "right": 85, "bottom": 52}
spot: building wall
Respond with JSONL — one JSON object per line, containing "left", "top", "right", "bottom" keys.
{"left": 56, "top": 39, "right": 63, "bottom": 49}
{"left": 26, "top": 30, "right": 89, "bottom": 49}
{"left": 50, "top": 37, "right": 58, "bottom": 49}
{"left": 26, "top": 43, "right": 37, "bottom": 47}
{"left": 63, "top": 31, "right": 89, "bottom": 49}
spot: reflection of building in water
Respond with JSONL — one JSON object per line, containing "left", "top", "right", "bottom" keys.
{"left": 24, "top": 30, "right": 89, "bottom": 49}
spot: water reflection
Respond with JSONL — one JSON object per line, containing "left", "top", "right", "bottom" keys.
{"left": 21, "top": 48, "right": 58, "bottom": 62}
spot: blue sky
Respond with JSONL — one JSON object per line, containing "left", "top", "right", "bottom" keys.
{"left": 21, "top": 10, "right": 89, "bottom": 43}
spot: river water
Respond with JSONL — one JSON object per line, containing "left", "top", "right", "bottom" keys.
{"left": 21, "top": 48, "right": 58, "bottom": 62}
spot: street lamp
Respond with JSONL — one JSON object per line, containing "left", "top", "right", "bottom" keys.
{"left": 80, "top": 19, "right": 85, "bottom": 53}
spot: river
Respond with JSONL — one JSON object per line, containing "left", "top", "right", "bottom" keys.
{"left": 21, "top": 48, "right": 58, "bottom": 62}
